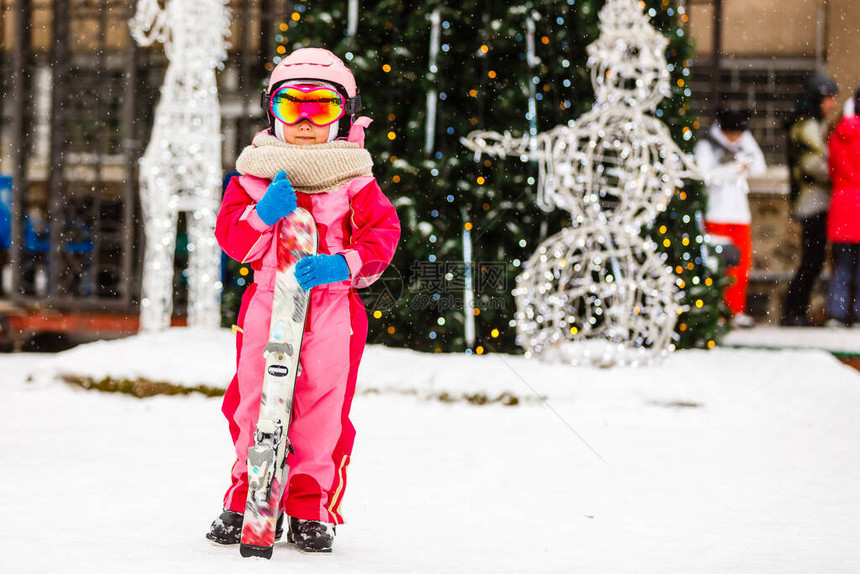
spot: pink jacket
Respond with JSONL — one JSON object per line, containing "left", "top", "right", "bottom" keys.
{"left": 828, "top": 116, "right": 860, "bottom": 243}
{"left": 217, "top": 174, "right": 400, "bottom": 290}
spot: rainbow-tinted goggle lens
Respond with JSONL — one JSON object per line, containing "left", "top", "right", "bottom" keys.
{"left": 269, "top": 85, "right": 346, "bottom": 127}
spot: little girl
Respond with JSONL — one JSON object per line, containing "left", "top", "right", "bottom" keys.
{"left": 206, "top": 47, "right": 400, "bottom": 553}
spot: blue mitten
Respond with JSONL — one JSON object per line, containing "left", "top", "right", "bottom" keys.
{"left": 294, "top": 254, "right": 350, "bottom": 290}
{"left": 256, "top": 170, "right": 297, "bottom": 226}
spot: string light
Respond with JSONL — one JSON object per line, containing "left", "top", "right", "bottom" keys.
{"left": 130, "top": 0, "right": 229, "bottom": 331}
{"left": 463, "top": 0, "right": 701, "bottom": 367}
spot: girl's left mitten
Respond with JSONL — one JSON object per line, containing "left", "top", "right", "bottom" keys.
{"left": 294, "top": 254, "right": 350, "bottom": 290}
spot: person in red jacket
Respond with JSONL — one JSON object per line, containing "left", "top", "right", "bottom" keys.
{"left": 826, "top": 88, "right": 860, "bottom": 327}
{"left": 206, "top": 48, "right": 400, "bottom": 553}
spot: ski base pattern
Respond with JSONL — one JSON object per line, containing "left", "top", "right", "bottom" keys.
{"left": 239, "top": 208, "right": 317, "bottom": 559}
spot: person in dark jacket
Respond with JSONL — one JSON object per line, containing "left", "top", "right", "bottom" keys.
{"left": 781, "top": 74, "right": 840, "bottom": 326}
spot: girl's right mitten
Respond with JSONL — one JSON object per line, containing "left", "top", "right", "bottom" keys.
{"left": 256, "top": 170, "right": 297, "bottom": 225}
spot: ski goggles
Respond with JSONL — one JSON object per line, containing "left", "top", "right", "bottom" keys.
{"left": 269, "top": 85, "right": 347, "bottom": 127}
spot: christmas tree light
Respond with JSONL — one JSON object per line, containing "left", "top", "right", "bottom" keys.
{"left": 464, "top": 0, "right": 700, "bottom": 366}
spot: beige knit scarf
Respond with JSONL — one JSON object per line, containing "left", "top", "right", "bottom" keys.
{"left": 235, "top": 132, "right": 374, "bottom": 194}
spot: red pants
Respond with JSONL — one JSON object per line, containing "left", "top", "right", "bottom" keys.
{"left": 706, "top": 221, "right": 752, "bottom": 315}
{"left": 220, "top": 284, "right": 368, "bottom": 524}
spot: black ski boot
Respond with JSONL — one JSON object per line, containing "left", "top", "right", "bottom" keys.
{"left": 206, "top": 510, "right": 243, "bottom": 545}
{"left": 287, "top": 516, "right": 335, "bottom": 553}
{"left": 205, "top": 510, "right": 285, "bottom": 545}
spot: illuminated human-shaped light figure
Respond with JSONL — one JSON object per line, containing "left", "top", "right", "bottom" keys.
{"left": 130, "top": 0, "right": 230, "bottom": 331}
{"left": 463, "top": 0, "right": 699, "bottom": 366}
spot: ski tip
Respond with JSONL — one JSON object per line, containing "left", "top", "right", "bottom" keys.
{"left": 240, "top": 543, "right": 274, "bottom": 559}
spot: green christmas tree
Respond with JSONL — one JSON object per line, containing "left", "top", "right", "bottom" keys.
{"left": 643, "top": 1, "right": 730, "bottom": 349}
{"left": 225, "top": 0, "right": 726, "bottom": 352}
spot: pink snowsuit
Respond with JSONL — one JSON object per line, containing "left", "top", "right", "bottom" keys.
{"left": 215, "top": 172, "right": 400, "bottom": 524}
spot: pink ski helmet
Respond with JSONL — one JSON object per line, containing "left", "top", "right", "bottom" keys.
{"left": 261, "top": 48, "right": 362, "bottom": 140}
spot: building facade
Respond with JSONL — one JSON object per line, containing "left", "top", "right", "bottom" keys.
{"left": 0, "top": 0, "right": 283, "bottom": 336}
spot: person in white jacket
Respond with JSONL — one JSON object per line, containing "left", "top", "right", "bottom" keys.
{"left": 694, "top": 108, "right": 767, "bottom": 327}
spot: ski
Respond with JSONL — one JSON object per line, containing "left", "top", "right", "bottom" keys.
{"left": 240, "top": 208, "right": 317, "bottom": 559}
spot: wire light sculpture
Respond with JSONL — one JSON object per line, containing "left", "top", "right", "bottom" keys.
{"left": 463, "top": 0, "right": 700, "bottom": 366}
{"left": 129, "top": 0, "right": 230, "bottom": 331}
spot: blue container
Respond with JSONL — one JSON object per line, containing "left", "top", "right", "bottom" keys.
{"left": 0, "top": 174, "right": 11, "bottom": 250}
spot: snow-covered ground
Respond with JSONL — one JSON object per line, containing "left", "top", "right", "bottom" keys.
{"left": 2, "top": 329, "right": 859, "bottom": 573}
{"left": 724, "top": 325, "right": 860, "bottom": 355}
